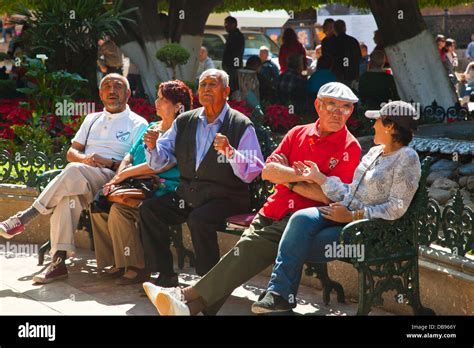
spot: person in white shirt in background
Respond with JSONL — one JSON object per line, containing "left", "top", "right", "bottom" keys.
{"left": 0, "top": 73, "right": 149, "bottom": 284}
{"left": 259, "top": 45, "right": 280, "bottom": 84}
{"left": 459, "top": 62, "right": 474, "bottom": 107}
{"left": 465, "top": 33, "right": 474, "bottom": 62}
{"left": 445, "top": 38, "right": 458, "bottom": 70}
{"left": 307, "top": 44, "right": 322, "bottom": 76}
{"left": 195, "top": 46, "right": 215, "bottom": 84}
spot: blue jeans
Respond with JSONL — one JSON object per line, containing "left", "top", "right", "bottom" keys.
{"left": 267, "top": 207, "right": 345, "bottom": 302}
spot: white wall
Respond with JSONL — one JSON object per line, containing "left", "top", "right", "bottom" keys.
{"left": 317, "top": 14, "right": 378, "bottom": 52}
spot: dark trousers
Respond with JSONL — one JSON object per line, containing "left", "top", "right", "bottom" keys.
{"left": 138, "top": 192, "right": 249, "bottom": 276}
{"left": 225, "top": 68, "right": 240, "bottom": 94}
{"left": 127, "top": 73, "right": 146, "bottom": 99}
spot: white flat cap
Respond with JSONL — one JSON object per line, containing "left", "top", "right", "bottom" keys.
{"left": 317, "top": 82, "right": 359, "bottom": 103}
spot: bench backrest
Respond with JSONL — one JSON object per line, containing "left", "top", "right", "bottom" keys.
{"left": 248, "top": 105, "right": 278, "bottom": 211}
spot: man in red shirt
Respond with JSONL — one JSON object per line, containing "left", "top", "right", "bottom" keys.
{"left": 143, "top": 82, "right": 362, "bottom": 315}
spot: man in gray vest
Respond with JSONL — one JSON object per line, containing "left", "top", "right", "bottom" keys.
{"left": 142, "top": 69, "right": 264, "bottom": 287}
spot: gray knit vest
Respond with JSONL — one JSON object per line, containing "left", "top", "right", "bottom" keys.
{"left": 175, "top": 107, "right": 253, "bottom": 208}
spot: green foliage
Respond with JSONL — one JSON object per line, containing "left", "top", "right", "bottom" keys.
{"left": 8, "top": 0, "right": 136, "bottom": 93}
{"left": 10, "top": 125, "right": 55, "bottom": 155}
{"left": 182, "top": 80, "right": 197, "bottom": 93}
{"left": 348, "top": 104, "right": 376, "bottom": 137}
{"left": 13, "top": 0, "right": 136, "bottom": 56}
{"left": 0, "top": 80, "right": 18, "bottom": 98}
{"left": 156, "top": 43, "right": 191, "bottom": 80}
{"left": 17, "top": 57, "right": 88, "bottom": 125}
{"left": 154, "top": 0, "right": 471, "bottom": 12}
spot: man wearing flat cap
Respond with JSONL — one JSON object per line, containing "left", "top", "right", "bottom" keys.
{"left": 143, "top": 82, "right": 362, "bottom": 316}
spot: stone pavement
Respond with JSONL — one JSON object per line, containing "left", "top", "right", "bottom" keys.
{"left": 0, "top": 243, "right": 391, "bottom": 316}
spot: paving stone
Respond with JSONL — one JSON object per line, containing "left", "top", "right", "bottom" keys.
{"left": 0, "top": 244, "right": 391, "bottom": 316}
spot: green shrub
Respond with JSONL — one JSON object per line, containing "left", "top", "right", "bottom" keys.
{"left": 156, "top": 43, "right": 190, "bottom": 80}
{"left": 16, "top": 57, "right": 88, "bottom": 125}
{"left": 11, "top": 125, "right": 55, "bottom": 155}
{"left": 12, "top": 0, "right": 137, "bottom": 94}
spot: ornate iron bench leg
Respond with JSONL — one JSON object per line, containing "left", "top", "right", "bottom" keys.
{"left": 356, "top": 267, "right": 372, "bottom": 315}
{"left": 38, "top": 240, "right": 51, "bottom": 266}
{"left": 170, "top": 224, "right": 195, "bottom": 269}
{"left": 305, "top": 262, "right": 345, "bottom": 305}
{"left": 408, "top": 259, "right": 436, "bottom": 315}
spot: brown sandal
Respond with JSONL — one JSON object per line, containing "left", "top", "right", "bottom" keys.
{"left": 98, "top": 267, "right": 125, "bottom": 280}
{"left": 115, "top": 267, "right": 148, "bottom": 285}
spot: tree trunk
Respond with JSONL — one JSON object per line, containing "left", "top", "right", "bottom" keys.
{"left": 116, "top": 0, "right": 222, "bottom": 101}
{"left": 367, "top": 0, "right": 457, "bottom": 109}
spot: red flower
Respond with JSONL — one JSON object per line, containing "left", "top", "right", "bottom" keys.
{"left": 62, "top": 124, "right": 75, "bottom": 137}
{"left": 0, "top": 123, "right": 14, "bottom": 139}
{"left": 6, "top": 106, "right": 32, "bottom": 125}
{"left": 228, "top": 100, "right": 252, "bottom": 117}
{"left": 264, "top": 104, "right": 299, "bottom": 132}
{"left": 128, "top": 97, "right": 156, "bottom": 123}
{"left": 0, "top": 98, "right": 29, "bottom": 124}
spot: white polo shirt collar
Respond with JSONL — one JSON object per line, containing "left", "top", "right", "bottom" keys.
{"left": 103, "top": 104, "right": 131, "bottom": 119}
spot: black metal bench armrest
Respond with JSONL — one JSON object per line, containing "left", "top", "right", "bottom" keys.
{"left": 339, "top": 217, "right": 417, "bottom": 263}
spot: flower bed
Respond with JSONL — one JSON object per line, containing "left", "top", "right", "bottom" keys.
{"left": 0, "top": 97, "right": 158, "bottom": 155}
{"left": 1, "top": 94, "right": 379, "bottom": 157}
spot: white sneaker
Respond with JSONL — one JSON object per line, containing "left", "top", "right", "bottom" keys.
{"left": 142, "top": 282, "right": 190, "bottom": 316}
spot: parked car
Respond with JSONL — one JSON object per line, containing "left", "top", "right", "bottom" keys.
{"left": 203, "top": 29, "right": 280, "bottom": 70}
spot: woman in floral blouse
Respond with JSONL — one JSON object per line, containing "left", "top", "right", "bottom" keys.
{"left": 91, "top": 80, "right": 193, "bottom": 285}
{"left": 252, "top": 100, "right": 422, "bottom": 313}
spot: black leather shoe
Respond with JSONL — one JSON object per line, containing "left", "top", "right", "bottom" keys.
{"left": 138, "top": 273, "right": 179, "bottom": 297}
{"left": 155, "top": 273, "right": 179, "bottom": 288}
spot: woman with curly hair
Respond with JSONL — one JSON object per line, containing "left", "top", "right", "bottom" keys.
{"left": 92, "top": 80, "right": 193, "bottom": 285}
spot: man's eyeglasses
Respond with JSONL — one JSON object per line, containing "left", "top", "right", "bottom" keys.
{"left": 320, "top": 100, "right": 352, "bottom": 115}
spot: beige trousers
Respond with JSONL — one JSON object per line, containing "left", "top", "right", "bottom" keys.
{"left": 32, "top": 162, "right": 114, "bottom": 255}
{"left": 91, "top": 203, "right": 145, "bottom": 269}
